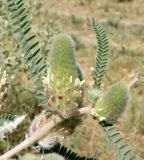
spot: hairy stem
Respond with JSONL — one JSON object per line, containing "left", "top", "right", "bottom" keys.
{"left": 0, "top": 107, "right": 90, "bottom": 160}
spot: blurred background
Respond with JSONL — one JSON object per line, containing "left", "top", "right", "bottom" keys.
{"left": 0, "top": 0, "right": 144, "bottom": 159}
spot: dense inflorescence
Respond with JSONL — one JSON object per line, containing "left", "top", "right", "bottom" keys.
{"left": 43, "top": 33, "right": 84, "bottom": 116}
{"left": 91, "top": 81, "right": 129, "bottom": 124}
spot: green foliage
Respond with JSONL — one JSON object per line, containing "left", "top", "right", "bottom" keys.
{"left": 91, "top": 81, "right": 129, "bottom": 124}
{"left": 90, "top": 19, "right": 140, "bottom": 160}
{"left": 104, "top": 126, "right": 139, "bottom": 160}
{"left": 20, "top": 151, "right": 96, "bottom": 160}
{"left": 92, "top": 18, "right": 109, "bottom": 89}
{"left": 7, "top": 0, "right": 48, "bottom": 105}
{"left": 38, "top": 143, "right": 96, "bottom": 160}
{"left": 0, "top": 115, "right": 25, "bottom": 140}
{"left": 0, "top": 114, "right": 16, "bottom": 125}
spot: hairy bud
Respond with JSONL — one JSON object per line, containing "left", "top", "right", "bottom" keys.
{"left": 42, "top": 33, "right": 84, "bottom": 116}
{"left": 91, "top": 81, "right": 129, "bottom": 124}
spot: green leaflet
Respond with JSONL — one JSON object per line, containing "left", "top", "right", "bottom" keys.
{"left": 7, "top": 0, "right": 48, "bottom": 106}
{"left": 104, "top": 126, "right": 139, "bottom": 160}
{"left": 0, "top": 114, "right": 16, "bottom": 126}
{"left": 90, "top": 19, "right": 140, "bottom": 160}
{"left": 20, "top": 151, "right": 96, "bottom": 160}
{"left": 92, "top": 18, "right": 109, "bottom": 89}
{"left": 38, "top": 143, "right": 96, "bottom": 160}
{"left": 0, "top": 115, "right": 25, "bottom": 140}
{"left": 91, "top": 81, "right": 129, "bottom": 124}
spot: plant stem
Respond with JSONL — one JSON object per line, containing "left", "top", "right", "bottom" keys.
{"left": 0, "top": 107, "right": 90, "bottom": 160}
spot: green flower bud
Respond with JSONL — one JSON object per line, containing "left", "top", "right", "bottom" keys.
{"left": 91, "top": 81, "right": 129, "bottom": 124}
{"left": 49, "top": 33, "right": 78, "bottom": 79}
{"left": 43, "top": 33, "right": 84, "bottom": 115}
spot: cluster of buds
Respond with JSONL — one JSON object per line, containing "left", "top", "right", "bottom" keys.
{"left": 0, "top": 68, "right": 10, "bottom": 110}
{"left": 42, "top": 73, "right": 85, "bottom": 116}
{"left": 42, "top": 33, "right": 85, "bottom": 116}
{"left": 33, "top": 73, "right": 85, "bottom": 149}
